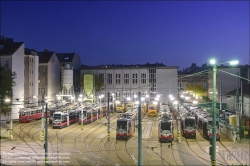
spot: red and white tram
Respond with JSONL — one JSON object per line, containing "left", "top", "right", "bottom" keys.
{"left": 19, "top": 106, "right": 50, "bottom": 123}
{"left": 158, "top": 113, "right": 174, "bottom": 143}
{"left": 116, "top": 113, "right": 135, "bottom": 139}
{"left": 181, "top": 115, "right": 196, "bottom": 138}
{"left": 52, "top": 109, "right": 80, "bottom": 129}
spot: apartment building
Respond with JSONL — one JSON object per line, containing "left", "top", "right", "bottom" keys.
{"left": 24, "top": 48, "right": 39, "bottom": 104}
{"left": 38, "top": 49, "right": 60, "bottom": 102}
{"left": 0, "top": 36, "right": 25, "bottom": 119}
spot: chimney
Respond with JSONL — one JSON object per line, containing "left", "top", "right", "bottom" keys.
{"left": 44, "top": 49, "right": 49, "bottom": 52}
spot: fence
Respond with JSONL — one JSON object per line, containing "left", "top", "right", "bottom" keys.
{"left": 219, "top": 119, "right": 249, "bottom": 142}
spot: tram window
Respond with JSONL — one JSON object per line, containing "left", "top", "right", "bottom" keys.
{"left": 20, "top": 112, "right": 26, "bottom": 116}
{"left": 185, "top": 119, "right": 195, "bottom": 126}
{"left": 53, "top": 114, "right": 61, "bottom": 120}
{"left": 161, "top": 122, "right": 171, "bottom": 130}
{"left": 117, "top": 121, "right": 126, "bottom": 129}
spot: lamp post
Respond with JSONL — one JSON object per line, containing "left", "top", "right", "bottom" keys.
{"left": 40, "top": 91, "right": 45, "bottom": 141}
{"left": 209, "top": 59, "right": 238, "bottom": 166}
{"left": 138, "top": 92, "right": 142, "bottom": 165}
{"left": 107, "top": 92, "right": 110, "bottom": 141}
{"left": 44, "top": 101, "right": 49, "bottom": 165}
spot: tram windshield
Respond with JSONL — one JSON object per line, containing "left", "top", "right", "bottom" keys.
{"left": 53, "top": 114, "right": 61, "bottom": 120}
{"left": 161, "top": 122, "right": 171, "bottom": 130}
{"left": 117, "top": 121, "right": 127, "bottom": 130}
{"left": 185, "top": 119, "right": 195, "bottom": 126}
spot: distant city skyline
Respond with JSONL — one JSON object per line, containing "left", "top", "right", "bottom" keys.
{"left": 1, "top": 1, "right": 249, "bottom": 69}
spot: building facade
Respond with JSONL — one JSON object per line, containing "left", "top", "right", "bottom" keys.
{"left": 0, "top": 36, "right": 25, "bottom": 119}
{"left": 24, "top": 48, "right": 39, "bottom": 104}
{"left": 81, "top": 63, "right": 178, "bottom": 102}
{"left": 207, "top": 65, "right": 249, "bottom": 103}
{"left": 38, "top": 50, "right": 60, "bottom": 102}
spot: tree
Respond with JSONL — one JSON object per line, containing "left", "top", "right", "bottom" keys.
{"left": 185, "top": 83, "right": 207, "bottom": 98}
{"left": 0, "top": 67, "right": 16, "bottom": 112}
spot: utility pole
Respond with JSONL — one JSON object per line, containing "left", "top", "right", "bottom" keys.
{"left": 40, "top": 90, "right": 45, "bottom": 141}
{"left": 220, "top": 82, "right": 222, "bottom": 110}
{"left": 236, "top": 72, "right": 240, "bottom": 141}
{"left": 211, "top": 64, "right": 217, "bottom": 166}
{"left": 107, "top": 92, "right": 110, "bottom": 141}
{"left": 9, "top": 105, "right": 13, "bottom": 140}
{"left": 81, "top": 108, "right": 83, "bottom": 130}
{"left": 44, "top": 103, "right": 48, "bottom": 165}
{"left": 138, "top": 92, "right": 142, "bottom": 166}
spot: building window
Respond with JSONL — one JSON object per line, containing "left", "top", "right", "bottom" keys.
{"left": 124, "top": 73, "right": 129, "bottom": 84}
{"left": 116, "top": 74, "right": 121, "bottom": 84}
{"left": 141, "top": 73, "right": 146, "bottom": 84}
{"left": 149, "top": 69, "right": 156, "bottom": 92}
{"left": 99, "top": 73, "right": 104, "bottom": 84}
{"left": 4, "top": 61, "right": 8, "bottom": 68}
{"left": 107, "top": 73, "right": 112, "bottom": 84}
{"left": 132, "top": 73, "right": 137, "bottom": 84}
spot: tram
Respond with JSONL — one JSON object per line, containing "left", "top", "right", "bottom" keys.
{"left": 198, "top": 115, "right": 220, "bottom": 141}
{"left": 78, "top": 106, "right": 98, "bottom": 124}
{"left": 116, "top": 112, "right": 136, "bottom": 139}
{"left": 158, "top": 113, "right": 174, "bottom": 142}
{"left": 148, "top": 103, "right": 157, "bottom": 117}
{"left": 181, "top": 115, "right": 196, "bottom": 138}
{"left": 52, "top": 109, "right": 80, "bottom": 129}
{"left": 19, "top": 106, "right": 50, "bottom": 123}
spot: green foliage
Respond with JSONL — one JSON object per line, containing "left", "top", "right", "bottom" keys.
{"left": 185, "top": 83, "right": 207, "bottom": 97}
{"left": 0, "top": 66, "right": 16, "bottom": 107}
{"left": 202, "top": 96, "right": 212, "bottom": 102}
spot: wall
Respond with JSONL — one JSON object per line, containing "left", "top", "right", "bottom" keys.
{"left": 47, "top": 53, "right": 60, "bottom": 101}
{"left": 11, "top": 43, "right": 24, "bottom": 119}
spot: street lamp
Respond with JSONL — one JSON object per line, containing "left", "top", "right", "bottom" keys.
{"left": 209, "top": 58, "right": 238, "bottom": 166}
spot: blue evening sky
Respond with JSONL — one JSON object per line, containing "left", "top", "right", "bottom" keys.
{"left": 1, "top": 1, "right": 249, "bottom": 70}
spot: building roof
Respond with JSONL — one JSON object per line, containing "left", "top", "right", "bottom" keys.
{"left": 25, "top": 48, "right": 37, "bottom": 55}
{"left": 81, "top": 62, "right": 178, "bottom": 70}
{"left": 38, "top": 51, "right": 55, "bottom": 63}
{"left": 0, "top": 36, "right": 24, "bottom": 56}
{"left": 56, "top": 53, "right": 75, "bottom": 62}
{"left": 226, "top": 83, "right": 250, "bottom": 96}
